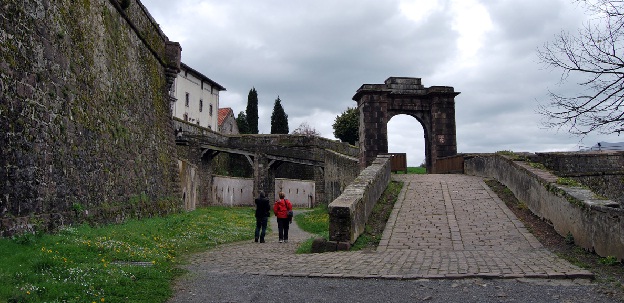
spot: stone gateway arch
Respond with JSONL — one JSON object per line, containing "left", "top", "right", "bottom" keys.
{"left": 352, "top": 77, "right": 460, "bottom": 173}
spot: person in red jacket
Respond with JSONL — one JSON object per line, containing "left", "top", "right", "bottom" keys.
{"left": 273, "top": 191, "right": 293, "bottom": 243}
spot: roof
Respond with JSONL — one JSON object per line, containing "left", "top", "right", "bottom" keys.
{"left": 218, "top": 107, "right": 234, "bottom": 126}
{"left": 585, "top": 142, "right": 624, "bottom": 151}
{"left": 180, "top": 62, "right": 226, "bottom": 91}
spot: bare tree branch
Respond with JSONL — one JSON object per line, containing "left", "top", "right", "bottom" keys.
{"left": 538, "top": 0, "right": 624, "bottom": 135}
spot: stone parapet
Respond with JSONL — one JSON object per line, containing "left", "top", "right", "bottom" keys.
{"left": 535, "top": 151, "right": 624, "bottom": 175}
{"left": 465, "top": 154, "right": 624, "bottom": 260}
{"left": 533, "top": 151, "right": 624, "bottom": 204}
{"left": 328, "top": 155, "right": 391, "bottom": 247}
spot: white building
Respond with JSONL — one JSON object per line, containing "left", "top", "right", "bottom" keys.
{"left": 170, "top": 63, "right": 226, "bottom": 130}
{"left": 585, "top": 142, "right": 624, "bottom": 151}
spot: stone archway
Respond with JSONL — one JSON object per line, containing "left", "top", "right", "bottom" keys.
{"left": 352, "top": 77, "right": 459, "bottom": 173}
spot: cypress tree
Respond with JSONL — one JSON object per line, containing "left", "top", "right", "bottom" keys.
{"left": 270, "top": 96, "right": 289, "bottom": 134}
{"left": 236, "top": 111, "right": 249, "bottom": 134}
{"left": 246, "top": 87, "right": 259, "bottom": 134}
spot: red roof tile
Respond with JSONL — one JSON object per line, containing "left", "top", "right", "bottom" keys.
{"left": 218, "top": 107, "right": 233, "bottom": 126}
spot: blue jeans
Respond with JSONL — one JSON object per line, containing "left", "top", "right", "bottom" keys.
{"left": 255, "top": 216, "right": 268, "bottom": 241}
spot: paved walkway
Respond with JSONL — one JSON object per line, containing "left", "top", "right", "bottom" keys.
{"left": 176, "top": 174, "right": 592, "bottom": 281}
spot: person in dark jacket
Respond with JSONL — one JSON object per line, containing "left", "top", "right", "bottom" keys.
{"left": 254, "top": 191, "right": 271, "bottom": 243}
{"left": 273, "top": 191, "right": 293, "bottom": 243}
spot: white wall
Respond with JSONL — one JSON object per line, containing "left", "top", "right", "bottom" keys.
{"left": 171, "top": 67, "right": 219, "bottom": 130}
{"left": 212, "top": 176, "right": 253, "bottom": 207}
{"left": 275, "top": 178, "right": 315, "bottom": 208}
{"left": 211, "top": 176, "right": 315, "bottom": 208}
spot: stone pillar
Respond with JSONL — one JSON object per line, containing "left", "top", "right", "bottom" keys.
{"left": 313, "top": 166, "right": 324, "bottom": 206}
{"left": 357, "top": 92, "right": 389, "bottom": 169}
{"left": 253, "top": 155, "right": 276, "bottom": 203}
{"left": 199, "top": 150, "right": 215, "bottom": 207}
{"left": 430, "top": 91, "right": 457, "bottom": 173}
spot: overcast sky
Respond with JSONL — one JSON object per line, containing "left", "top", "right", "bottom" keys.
{"left": 141, "top": 0, "right": 622, "bottom": 166}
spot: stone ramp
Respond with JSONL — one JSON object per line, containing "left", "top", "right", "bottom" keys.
{"left": 179, "top": 174, "right": 592, "bottom": 280}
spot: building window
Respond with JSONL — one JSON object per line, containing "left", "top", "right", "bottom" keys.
{"left": 209, "top": 104, "right": 213, "bottom": 116}
{"left": 199, "top": 99, "right": 203, "bottom": 112}
{"left": 183, "top": 113, "right": 188, "bottom": 121}
{"left": 185, "top": 93, "right": 189, "bottom": 107}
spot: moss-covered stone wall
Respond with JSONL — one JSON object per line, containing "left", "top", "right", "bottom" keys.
{"left": 535, "top": 152, "right": 624, "bottom": 205}
{"left": 0, "top": 0, "right": 182, "bottom": 235}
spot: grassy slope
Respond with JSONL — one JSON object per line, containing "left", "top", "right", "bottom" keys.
{"left": 1, "top": 207, "right": 255, "bottom": 303}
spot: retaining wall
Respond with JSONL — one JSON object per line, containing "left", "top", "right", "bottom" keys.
{"left": 0, "top": 0, "right": 182, "bottom": 236}
{"left": 328, "top": 155, "right": 391, "bottom": 247}
{"left": 465, "top": 154, "right": 624, "bottom": 260}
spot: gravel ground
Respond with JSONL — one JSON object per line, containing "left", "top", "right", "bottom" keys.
{"left": 169, "top": 273, "right": 619, "bottom": 303}
{"left": 167, "top": 207, "right": 623, "bottom": 303}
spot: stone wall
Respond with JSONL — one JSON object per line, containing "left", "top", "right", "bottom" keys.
{"left": 275, "top": 162, "right": 314, "bottom": 181}
{"left": 178, "top": 159, "right": 198, "bottom": 211}
{"left": 174, "top": 119, "right": 361, "bottom": 207}
{"left": 328, "top": 155, "right": 391, "bottom": 247}
{"left": 465, "top": 154, "right": 624, "bottom": 260}
{"left": 323, "top": 149, "right": 360, "bottom": 205}
{"left": 0, "top": 0, "right": 182, "bottom": 236}
{"left": 533, "top": 152, "right": 624, "bottom": 204}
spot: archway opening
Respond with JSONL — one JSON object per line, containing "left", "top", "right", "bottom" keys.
{"left": 387, "top": 114, "right": 426, "bottom": 171}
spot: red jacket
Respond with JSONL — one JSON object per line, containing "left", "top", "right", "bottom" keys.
{"left": 273, "top": 199, "right": 292, "bottom": 219}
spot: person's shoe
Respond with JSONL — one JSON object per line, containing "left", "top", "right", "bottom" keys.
{"left": 260, "top": 239, "right": 265, "bottom": 243}
{"left": 279, "top": 240, "right": 283, "bottom": 243}
{"left": 284, "top": 240, "right": 288, "bottom": 243}
{"left": 254, "top": 238, "right": 258, "bottom": 243}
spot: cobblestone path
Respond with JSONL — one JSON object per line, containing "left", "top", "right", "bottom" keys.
{"left": 182, "top": 174, "right": 592, "bottom": 280}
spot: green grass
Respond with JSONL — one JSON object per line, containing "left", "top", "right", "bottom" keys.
{"left": 0, "top": 207, "right": 255, "bottom": 303}
{"left": 295, "top": 180, "right": 403, "bottom": 253}
{"left": 351, "top": 181, "right": 403, "bottom": 250}
{"left": 294, "top": 206, "right": 329, "bottom": 253}
{"left": 393, "top": 167, "right": 426, "bottom": 174}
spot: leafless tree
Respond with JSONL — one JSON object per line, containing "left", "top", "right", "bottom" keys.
{"left": 291, "top": 122, "right": 321, "bottom": 136}
{"left": 538, "top": 0, "right": 624, "bottom": 135}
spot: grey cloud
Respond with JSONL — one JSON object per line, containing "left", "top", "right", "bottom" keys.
{"left": 141, "top": 0, "right": 623, "bottom": 165}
